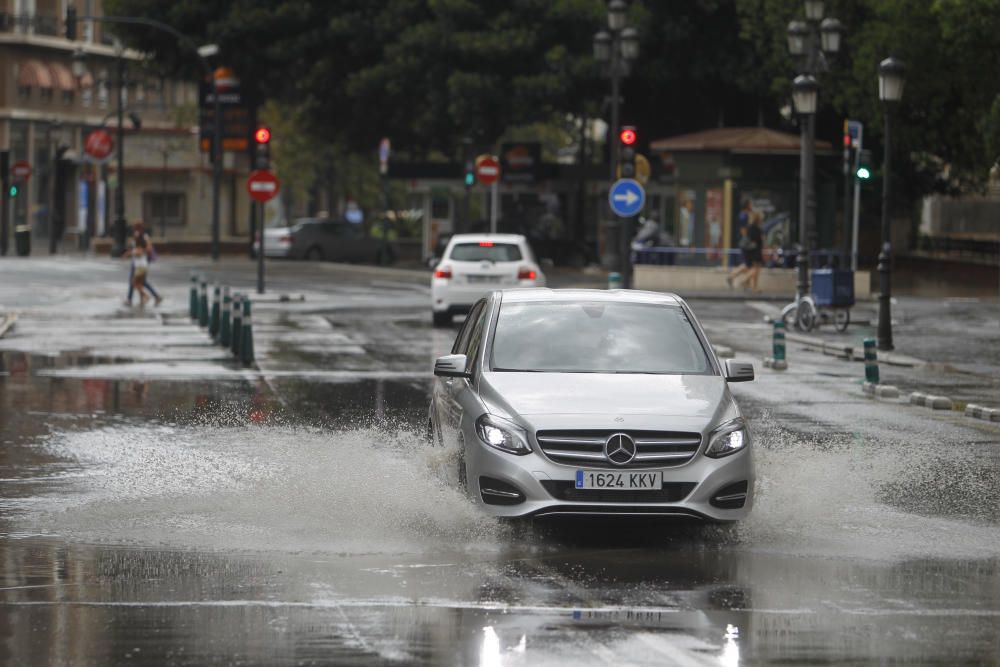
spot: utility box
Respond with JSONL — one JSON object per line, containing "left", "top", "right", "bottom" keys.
{"left": 811, "top": 268, "right": 854, "bottom": 307}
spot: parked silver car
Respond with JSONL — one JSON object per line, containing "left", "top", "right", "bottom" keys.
{"left": 429, "top": 289, "right": 756, "bottom": 522}
{"left": 257, "top": 218, "right": 388, "bottom": 263}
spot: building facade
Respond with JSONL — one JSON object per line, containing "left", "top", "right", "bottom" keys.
{"left": 0, "top": 0, "right": 250, "bottom": 255}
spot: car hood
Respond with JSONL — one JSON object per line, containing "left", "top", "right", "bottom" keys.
{"left": 478, "top": 372, "right": 732, "bottom": 431}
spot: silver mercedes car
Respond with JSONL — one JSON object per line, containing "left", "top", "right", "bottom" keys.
{"left": 429, "top": 288, "right": 756, "bottom": 522}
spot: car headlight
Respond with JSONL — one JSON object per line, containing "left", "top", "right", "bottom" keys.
{"left": 475, "top": 414, "right": 531, "bottom": 455}
{"left": 705, "top": 418, "right": 748, "bottom": 458}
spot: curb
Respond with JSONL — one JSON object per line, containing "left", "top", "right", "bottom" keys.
{"left": 0, "top": 312, "right": 18, "bottom": 339}
{"left": 965, "top": 404, "right": 1000, "bottom": 422}
{"left": 784, "top": 331, "right": 925, "bottom": 368}
{"left": 863, "top": 381, "right": 900, "bottom": 399}
{"left": 909, "top": 392, "right": 954, "bottom": 410}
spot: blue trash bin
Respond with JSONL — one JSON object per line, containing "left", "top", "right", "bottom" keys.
{"left": 811, "top": 268, "right": 855, "bottom": 307}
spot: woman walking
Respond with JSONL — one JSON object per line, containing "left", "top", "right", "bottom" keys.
{"left": 131, "top": 237, "right": 151, "bottom": 307}
{"left": 123, "top": 222, "right": 162, "bottom": 306}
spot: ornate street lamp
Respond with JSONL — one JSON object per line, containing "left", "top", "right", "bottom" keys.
{"left": 592, "top": 1, "right": 639, "bottom": 285}
{"left": 780, "top": 2, "right": 845, "bottom": 332}
{"left": 876, "top": 56, "right": 905, "bottom": 351}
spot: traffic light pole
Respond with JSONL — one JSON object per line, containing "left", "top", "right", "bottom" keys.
{"left": 0, "top": 150, "right": 8, "bottom": 256}
{"left": 851, "top": 124, "right": 864, "bottom": 272}
{"left": 211, "top": 76, "right": 222, "bottom": 261}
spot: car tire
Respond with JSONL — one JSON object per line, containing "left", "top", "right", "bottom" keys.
{"left": 432, "top": 311, "right": 451, "bottom": 327}
{"left": 306, "top": 246, "right": 324, "bottom": 261}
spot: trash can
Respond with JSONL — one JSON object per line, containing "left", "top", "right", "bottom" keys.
{"left": 14, "top": 225, "right": 30, "bottom": 256}
{"left": 811, "top": 268, "right": 854, "bottom": 307}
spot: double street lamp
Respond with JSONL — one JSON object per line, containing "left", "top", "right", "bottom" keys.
{"left": 593, "top": 0, "right": 639, "bottom": 279}
{"left": 876, "top": 56, "right": 905, "bottom": 351}
{"left": 786, "top": 1, "right": 843, "bottom": 324}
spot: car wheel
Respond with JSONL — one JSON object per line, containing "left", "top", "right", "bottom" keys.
{"left": 306, "top": 246, "right": 324, "bottom": 261}
{"left": 432, "top": 311, "right": 451, "bottom": 327}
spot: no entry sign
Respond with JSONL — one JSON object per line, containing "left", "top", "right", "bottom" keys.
{"left": 475, "top": 155, "right": 500, "bottom": 186}
{"left": 84, "top": 129, "right": 114, "bottom": 161}
{"left": 11, "top": 160, "right": 31, "bottom": 182}
{"left": 247, "top": 169, "right": 280, "bottom": 203}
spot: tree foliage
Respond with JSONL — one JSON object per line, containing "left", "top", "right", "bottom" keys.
{"left": 105, "top": 0, "right": 1000, "bottom": 196}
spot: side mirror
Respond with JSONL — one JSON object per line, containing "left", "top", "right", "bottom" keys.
{"left": 724, "top": 359, "right": 755, "bottom": 382}
{"left": 434, "top": 354, "right": 471, "bottom": 379}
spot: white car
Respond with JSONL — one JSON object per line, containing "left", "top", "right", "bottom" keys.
{"left": 430, "top": 234, "right": 545, "bottom": 326}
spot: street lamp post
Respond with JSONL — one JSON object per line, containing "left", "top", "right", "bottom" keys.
{"left": 593, "top": 0, "right": 638, "bottom": 278}
{"left": 876, "top": 56, "right": 905, "bottom": 351}
{"left": 784, "top": 1, "right": 843, "bottom": 328}
{"left": 112, "top": 41, "right": 127, "bottom": 257}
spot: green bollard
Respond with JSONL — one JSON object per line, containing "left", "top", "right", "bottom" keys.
{"left": 772, "top": 320, "right": 786, "bottom": 361}
{"left": 209, "top": 284, "right": 221, "bottom": 338}
{"left": 240, "top": 298, "right": 254, "bottom": 366}
{"left": 198, "top": 280, "right": 209, "bottom": 328}
{"left": 219, "top": 287, "right": 231, "bottom": 346}
{"left": 189, "top": 274, "right": 199, "bottom": 320}
{"left": 607, "top": 272, "right": 623, "bottom": 290}
{"left": 231, "top": 294, "right": 243, "bottom": 357}
{"left": 864, "top": 338, "right": 879, "bottom": 383}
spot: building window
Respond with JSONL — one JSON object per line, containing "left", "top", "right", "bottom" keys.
{"left": 143, "top": 192, "right": 186, "bottom": 227}
{"left": 17, "top": 85, "right": 31, "bottom": 100}
{"left": 62, "top": 90, "right": 74, "bottom": 105}
{"left": 40, "top": 88, "right": 53, "bottom": 102}
{"left": 82, "top": 86, "right": 92, "bottom": 107}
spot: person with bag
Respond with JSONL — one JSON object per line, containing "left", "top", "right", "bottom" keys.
{"left": 131, "top": 237, "right": 151, "bottom": 307}
{"left": 726, "top": 211, "right": 764, "bottom": 291}
{"left": 122, "top": 222, "right": 162, "bottom": 307}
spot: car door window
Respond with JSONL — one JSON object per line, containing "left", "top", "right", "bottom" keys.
{"left": 463, "top": 303, "right": 490, "bottom": 375}
{"left": 452, "top": 300, "right": 485, "bottom": 355}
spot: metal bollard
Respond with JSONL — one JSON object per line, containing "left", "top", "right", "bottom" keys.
{"left": 240, "top": 298, "right": 254, "bottom": 366}
{"left": 198, "top": 280, "right": 209, "bottom": 328}
{"left": 608, "top": 272, "right": 623, "bottom": 290}
{"left": 209, "top": 284, "right": 221, "bottom": 338}
{"left": 772, "top": 320, "right": 786, "bottom": 361}
{"left": 864, "top": 337, "right": 879, "bottom": 383}
{"left": 189, "top": 274, "right": 199, "bottom": 320}
{"left": 231, "top": 294, "right": 242, "bottom": 357}
{"left": 219, "top": 287, "right": 231, "bottom": 346}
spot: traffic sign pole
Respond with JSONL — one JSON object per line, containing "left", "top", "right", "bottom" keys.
{"left": 490, "top": 181, "right": 499, "bottom": 234}
{"left": 257, "top": 201, "right": 265, "bottom": 294}
{"left": 246, "top": 169, "right": 280, "bottom": 293}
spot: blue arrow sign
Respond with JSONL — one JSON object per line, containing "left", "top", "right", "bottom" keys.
{"left": 609, "top": 178, "right": 645, "bottom": 217}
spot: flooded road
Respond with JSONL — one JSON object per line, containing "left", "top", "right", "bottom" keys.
{"left": 1, "top": 260, "right": 999, "bottom": 665}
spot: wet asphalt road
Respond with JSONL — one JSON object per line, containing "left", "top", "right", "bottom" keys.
{"left": 1, "top": 257, "right": 999, "bottom": 666}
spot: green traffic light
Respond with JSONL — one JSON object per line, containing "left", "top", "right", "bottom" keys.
{"left": 856, "top": 167, "right": 871, "bottom": 180}
{"left": 8, "top": 185, "right": 17, "bottom": 197}
{"left": 465, "top": 173, "right": 474, "bottom": 187}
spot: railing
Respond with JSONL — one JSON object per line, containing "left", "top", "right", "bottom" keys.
{"left": 0, "top": 13, "right": 61, "bottom": 36}
{"left": 633, "top": 246, "right": 854, "bottom": 269}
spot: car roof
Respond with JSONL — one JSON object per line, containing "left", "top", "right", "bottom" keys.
{"left": 448, "top": 234, "right": 527, "bottom": 244}
{"left": 497, "top": 288, "right": 684, "bottom": 306}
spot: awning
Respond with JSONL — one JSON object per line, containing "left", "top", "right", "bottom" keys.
{"left": 79, "top": 71, "right": 94, "bottom": 88}
{"left": 18, "top": 60, "right": 53, "bottom": 88}
{"left": 49, "top": 62, "right": 76, "bottom": 91}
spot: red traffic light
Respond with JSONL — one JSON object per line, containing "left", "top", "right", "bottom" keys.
{"left": 619, "top": 127, "right": 637, "bottom": 145}
{"left": 254, "top": 127, "right": 271, "bottom": 144}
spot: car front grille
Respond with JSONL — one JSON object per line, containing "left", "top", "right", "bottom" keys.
{"left": 540, "top": 480, "right": 696, "bottom": 503}
{"left": 535, "top": 430, "right": 702, "bottom": 468}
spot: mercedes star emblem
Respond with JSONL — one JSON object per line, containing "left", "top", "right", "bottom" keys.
{"left": 604, "top": 433, "right": 637, "bottom": 466}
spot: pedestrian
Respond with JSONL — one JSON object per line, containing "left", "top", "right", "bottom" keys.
{"left": 123, "top": 222, "right": 162, "bottom": 307}
{"left": 726, "top": 211, "right": 764, "bottom": 291}
{"left": 131, "top": 237, "right": 151, "bottom": 307}
{"left": 743, "top": 211, "right": 765, "bottom": 292}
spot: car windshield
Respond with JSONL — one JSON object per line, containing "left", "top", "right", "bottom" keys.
{"left": 491, "top": 301, "right": 712, "bottom": 374}
{"left": 449, "top": 242, "right": 522, "bottom": 262}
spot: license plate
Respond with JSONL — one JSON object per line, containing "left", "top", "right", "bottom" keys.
{"left": 575, "top": 470, "right": 662, "bottom": 490}
{"left": 466, "top": 275, "right": 501, "bottom": 283}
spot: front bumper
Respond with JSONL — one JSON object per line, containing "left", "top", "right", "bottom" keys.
{"left": 464, "top": 431, "right": 754, "bottom": 522}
